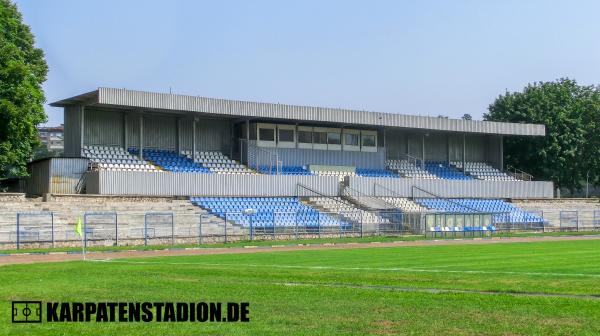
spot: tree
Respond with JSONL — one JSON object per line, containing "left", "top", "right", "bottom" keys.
{"left": 0, "top": 0, "right": 48, "bottom": 178}
{"left": 461, "top": 114, "right": 472, "bottom": 120}
{"left": 484, "top": 78, "right": 600, "bottom": 192}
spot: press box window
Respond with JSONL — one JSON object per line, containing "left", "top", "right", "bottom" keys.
{"left": 259, "top": 128, "right": 275, "bottom": 141}
{"left": 278, "top": 129, "right": 294, "bottom": 142}
{"left": 343, "top": 133, "right": 359, "bottom": 146}
{"left": 362, "top": 134, "right": 376, "bottom": 147}
{"left": 313, "top": 132, "right": 327, "bottom": 144}
{"left": 327, "top": 132, "right": 341, "bottom": 145}
{"left": 298, "top": 131, "right": 312, "bottom": 144}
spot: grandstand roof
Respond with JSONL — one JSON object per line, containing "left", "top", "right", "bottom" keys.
{"left": 51, "top": 87, "right": 545, "bottom": 136}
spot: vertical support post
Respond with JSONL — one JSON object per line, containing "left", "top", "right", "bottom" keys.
{"left": 115, "top": 213, "right": 118, "bottom": 246}
{"left": 171, "top": 212, "right": 175, "bottom": 245}
{"left": 339, "top": 211, "right": 343, "bottom": 238}
{"left": 80, "top": 105, "right": 85, "bottom": 155}
{"left": 499, "top": 135, "right": 504, "bottom": 170}
{"left": 446, "top": 134, "right": 450, "bottom": 165}
{"left": 176, "top": 118, "right": 181, "bottom": 154}
{"left": 192, "top": 118, "right": 197, "bottom": 162}
{"left": 272, "top": 211, "right": 276, "bottom": 240}
{"left": 421, "top": 134, "right": 425, "bottom": 169}
{"left": 294, "top": 211, "right": 298, "bottom": 240}
{"left": 84, "top": 213, "right": 88, "bottom": 249}
{"left": 16, "top": 213, "right": 20, "bottom": 250}
{"left": 360, "top": 211, "right": 364, "bottom": 238}
{"left": 198, "top": 214, "right": 203, "bottom": 245}
{"left": 144, "top": 213, "right": 148, "bottom": 246}
{"left": 462, "top": 133, "right": 466, "bottom": 173}
{"left": 123, "top": 113, "right": 128, "bottom": 150}
{"left": 317, "top": 212, "right": 321, "bottom": 239}
{"left": 542, "top": 210, "right": 545, "bottom": 233}
{"left": 240, "top": 138, "right": 244, "bottom": 166}
{"left": 51, "top": 212, "right": 55, "bottom": 248}
{"left": 224, "top": 213, "right": 228, "bottom": 243}
{"left": 230, "top": 122, "right": 234, "bottom": 158}
{"left": 246, "top": 119, "right": 250, "bottom": 167}
{"left": 295, "top": 123, "right": 299, "bottom": 149}
{"left": 382, "top": 128, "right": 387, "bottom": 163}
{"left": 249, "top": 214, "right": 254, "bottom": 241}
{"left": 139, "top": 115, "right": 144, "bottom": 159}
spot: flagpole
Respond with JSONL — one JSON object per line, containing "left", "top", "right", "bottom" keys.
{"left": 76, "top": 216, "right": 86, "bottom": 261}
{"left": 82, "top": 230, "right": 86, "bottom": 261}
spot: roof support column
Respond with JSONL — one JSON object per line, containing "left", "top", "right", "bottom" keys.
{"left": 80, "top": 105, "right": 85, "bottom": 156}
{"left": 175, "top": 118, "right": 181, "bottom": 154}
{"left": 192, "top": 118, "right": 197, "bottom": 162}
{"left": 229, "top": 122, "right": 234, "bottom": 158}
{"left": 139, "top": 114, "right": 144, "bottom": 160}
{"left": 382, "top": 128, "right": 386, "bottom": 163}
{"left": 446, "top": 134, "right": 450, "bottom": 165}
{"left": 421, "top": 133, "right": 425, "bottom": 169}
{"left": 499, "top": 135, "right": 504, "bottom": 170}
{"left": 123, "top": 113, "right": 128, "bottom": 150}
{"left": 462, "top": 133, "right": 466, "bottom": 173}
{"left": 245, "top": 119, "right": 250, "bottom": 166}
{"left": 295, "top": 123, "right": 298, "bottom": 149}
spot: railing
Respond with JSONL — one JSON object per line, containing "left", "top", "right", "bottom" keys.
{"left": 343, "top": 185, "right": 397, "bottom": 211}
{"left": 75, "top": 172, "right": 88, "bottom": 194}
{"left": 2, "top": 208, "right": 597, "bottom": 250}
{"left": 240, "top": 139, "right": 281, "bottom": 174}
{"left": 505, "top": 165, "right": 534, "bottom": 181}
{"left": 401, "top": 153, "right": 423, "bottom": 168}
{"left": 410, "top": 186, "right": 483, "bottom": 213}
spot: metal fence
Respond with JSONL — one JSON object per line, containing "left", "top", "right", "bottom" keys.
{"left": 0, "top": 208, "right": 598, "bottom": 250}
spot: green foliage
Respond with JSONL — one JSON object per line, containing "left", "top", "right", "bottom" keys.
{"left": 461, "top": 113, "right": 472, "bottom": 120}
{"left": 0, "top": 0, "right": 48, "bottom": 178}
{"left": 485, "top": 78, "right": 600, "bottom": 191}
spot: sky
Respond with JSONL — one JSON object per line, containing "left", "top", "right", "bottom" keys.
{"left": 13, "top": 0, "right": 600, "bottom": 126}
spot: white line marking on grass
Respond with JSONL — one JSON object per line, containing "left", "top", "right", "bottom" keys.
{"left": 88, "top": 259, "right": 600, "bottom": 278}
{"left": 272, "top": 282, "right": 600, "bottom": 300}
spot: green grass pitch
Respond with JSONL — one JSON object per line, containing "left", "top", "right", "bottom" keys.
{"left": 2, "top": 240, "right": 600, "bottom": 335}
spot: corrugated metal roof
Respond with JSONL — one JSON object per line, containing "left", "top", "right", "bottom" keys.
{"left": 50, "top": 87, "right": 546, "bottom": 136}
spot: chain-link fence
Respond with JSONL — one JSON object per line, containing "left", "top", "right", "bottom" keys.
{"left": 0, "top": 208, "right": 598, "bottom": 250}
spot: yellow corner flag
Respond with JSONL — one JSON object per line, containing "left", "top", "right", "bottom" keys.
{"left": 75, "top": 217, "right": 83, "bottom": 237}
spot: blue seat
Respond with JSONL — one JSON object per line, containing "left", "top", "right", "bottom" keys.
{"left": 129, "top": 148, "right": 212, "bottom": 174}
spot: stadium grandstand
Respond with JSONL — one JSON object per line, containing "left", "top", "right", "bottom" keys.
{"left": 0, "top": 87, "right": 564, "bottom": 249}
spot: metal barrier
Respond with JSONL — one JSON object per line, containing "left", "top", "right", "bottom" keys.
{"left": 559, "top": 210, "right": 579, "bottom": 231}
{"left": 84, "top": 212, "right": 118, "bottom": 247}
{"left": 3, "top": 208, "right": 600, "bottom": 249}
{"left": 144, "top": 212, "right": 174, "bottom": 245}
{"left": 15, "top": 212, "right": 54, "bottom": 249}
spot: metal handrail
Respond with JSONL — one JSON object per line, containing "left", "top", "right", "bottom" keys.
{"left": 240, "top": 139, "right": 281, "bottom": 174}
{"left": 505, "top": 165, "right": 534, "bottom": 181}
{"left": 373, "top": 183, "right": 405, "bottom": 198}
{"left": 296, "top": 183, "right": 344, "bottom": 205}
{"left": 75, "top": 172, "right": 87, "bottom": 194}
{"left": 410, "top": 186, "right": 483, "bottom": 213}
{"left": 343, "top": 186, "right": 397, "bottom": 210}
